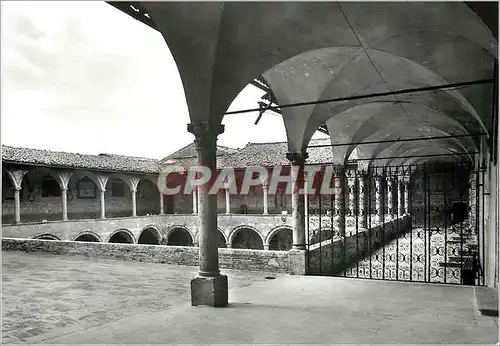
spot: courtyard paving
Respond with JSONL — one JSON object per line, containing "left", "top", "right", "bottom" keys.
{"left": 2, "top": 251, "right": 498, "bottom": 344}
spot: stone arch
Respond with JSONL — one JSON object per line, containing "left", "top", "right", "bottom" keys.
{"left": 33, "top": 233, "right": 61, "bottom": 241}
{"left": 195, "top": 227, "right": 227, "bottom": 248}
{"left": 107, "top": 229, "right": 135, "bottom": 244}
{"left": 229, "top": 225, "right": 265, "bottom": 250}
{"left": 266, "top": 225, "right": 293, "bottom": 251}
{"left": 166, "top": 225, "right": 194, "bottom": 246}
{"left": 104, "top": 174, "right": 133, "bottom": 218}
{"left": 67, "top": 172, "right": 102, "bottom": 220}
{"left": 138, "top": 225, "right": 161, "bottom": 245}
{"left": 73, "top": 230, "right": 102, "bottom": 242}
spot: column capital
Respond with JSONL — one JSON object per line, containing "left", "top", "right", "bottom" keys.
{"left": 187, "top": 122, "right": 224, "bottom": 149}
{"left": 6, "top": 169, "right": 27, "bottom": 190}
{"left": 95, "top": 175, "right": 110, "bottom": 193}
{"left": 54, "top": 170, "right": 73, "bottom": 190}
{"left": 286, "top": 152, "right": 308, "bottom": 166}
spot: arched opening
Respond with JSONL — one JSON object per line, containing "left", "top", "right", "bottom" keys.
{"left": 138, "top": 227, "right": 160, "bottom": 245}
{"left": 2, "top": 173, "right": 16, "bottom": 224}
{"left": 108, "top": 230, "right": 134, "bottom": 244}
{"left": 232, "top": 227, "right": 264, "bottom": 250}
{"left": 217, "top": 230, "right": 227, "bottom": 248}
{"left": 269, "top": 228, "right": 292, "bottom": 251}
{"left": 34, "top": 233, "right": 60, "bottom": 241}
{"left": 67, "top": 174, "right": 100, "bottom": 220}
{"left": 137, "top": 179, "right": 160, "bottom": 216}
{"left": 105, "top": 176, "right": 132, "bottom": 218}
{"left": 167, "top": 228, "right": 193, "bottom": 246}
{"left": 74, "top": 234, "right": 100, "bottom": 242}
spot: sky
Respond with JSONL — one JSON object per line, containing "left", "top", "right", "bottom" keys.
{"left": 1, "top": 1, "right": 327, "bottom": 160}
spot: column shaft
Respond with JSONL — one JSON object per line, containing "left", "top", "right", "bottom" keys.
{"left": 192, "top": 189, "right": 198, "bottom": 214}
{"left": 159, "top": 192, "right": 165, "bottom": 215}
{"left": 131, "top": 189, "right": 137, "bottom": 217}
{"left": 62, "top": 188, "right": 68, "bottom": 221}
{"left": 14, "top": 189, "right": 21, "bottom": 224}
{"left": 100, "top": 190, "right": 106, "bottom": 219}
{"left": 287, "top": 152, "right": 307, "bottom": 250}
{"left": 225, "top": 188, "right": 230, "bottom": 214}
{"left": 262, "top": 185, "right": 269, "bottom": 215}
{"left": 188, "top": 122, "right": 224, "bottom": 278}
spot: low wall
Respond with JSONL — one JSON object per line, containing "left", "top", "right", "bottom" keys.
{"left": 308, "top": 216, "right": 411, "bottom": 275}
{"left": 2, "top": 238, "right": 297, "bottom": 274}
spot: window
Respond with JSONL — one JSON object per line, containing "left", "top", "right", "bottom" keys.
{"left": 42, "top": 178, "right": 61, "bottom": 197}
{"left": 111, "top": 181, "right": 125, "bottom": 197}
{"left": 77, "top": 178, "right": 96, "bottom": 199}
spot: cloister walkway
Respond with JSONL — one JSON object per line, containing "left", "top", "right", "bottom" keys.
{"left": 2, "top": 251, "right": 497, "bottom": 344}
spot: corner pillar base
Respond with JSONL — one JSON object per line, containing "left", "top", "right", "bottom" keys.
{"left": 191, "top": 274, "right": 228, "bottom": 307}
{"left": 288, "top": 249, "right": 308, "bottom": 275}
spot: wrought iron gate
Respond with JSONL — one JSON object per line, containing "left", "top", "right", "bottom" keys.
{"left": 306, "top": 162, "right": 486, "bottom": 285}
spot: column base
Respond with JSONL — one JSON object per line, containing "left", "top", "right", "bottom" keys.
{"left": 191, "top": 275, "right": 228, "bottom": 307}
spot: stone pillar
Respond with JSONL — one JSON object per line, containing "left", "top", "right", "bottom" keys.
{"left": 131, "top": 189, "right": 137, "bottom": 217}
{"left": 6, "top": 169, "right": 27, "bottom": 224}
{"left": 14, "top": 188, "right": 21, "bottom": 224}
{"left": 262, "top": 184, "right": 269, "bottom": 215}
{"left": 100, "top": 190, "right": 106, "bottom": 219}
{"left": 225, "top": 187, "right": 230, "bottom": 214}
{"left": 359, "top": 171, "right": 368, "bottom": 228}
{"left": 128, "top": 176, "right": 140, "bottom": 217}
{"left": 303, "top": 174, "right": 309, "bottom": 244}
{"left": 61, "top": 188, "right": 68, "bottom": 221}
{"left": 159, "top": 192, "right": 165, "bottom": 215}
{"left": 188, "top": 122, "right": 227, "bottom": 307}
{"left": 334, "top": 167, "right": 346, "bottom": 236}
{"left": 55, "top": 170, "right": 72, "bottom": 221}
{"left": 386, "top": 175, "right": 394, "bottom": 218}
{"left": 192, "top": 189, "right": 198, "bottom": 214}
{"left": 96, "top": 175, "right": 109, "bottom": 220}
{"left": 286, "top": 152, "right": 308, "bottom": 250}
{"left": 375, "top": 174, "right": 383, "bottom": 224}
{"left": 197, "top": 186, "right": 202, "bottom": 215}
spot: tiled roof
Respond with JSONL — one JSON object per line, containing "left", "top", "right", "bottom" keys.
{"left": 161, "top": 138, "right": 334, "bottom": 169}
{"left": 2, "top": 145, "right": 160, "bottom": 174}
{"left": 3, "top": 139, "right": 336, "bottom": 174}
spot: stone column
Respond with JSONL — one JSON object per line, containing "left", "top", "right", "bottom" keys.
{"left": 197, "top": 186, "right": 202, "bottom": 215}
{"left": 225, "top": 187, "right": 230, "bottom": 214}
{"left": 6, "top": 169, "right": 27, "bottom": 224}
{"left": 303, "top": 174, "right": 309, "bottom": 244}
{"left": 375, "top": 174, "right": 383, "bottom": 224}
{"left": 334, "top": 167, "right": 346, "bottom": 236}
{"left": 188, "top": 122, "right": 227, "bottom": 307}
{"left": 128, "top": 176, "right": 140, "bottom": 217}
{"left": 286, "top": 152, "right": 308, "bottom": 250}
{"left": 61, "top": 188, "right": 68, "bottom": 221}
{"left": 192, "top": 188, "right": 198, "bottom": 214}
{"left": 262, "top": 183, "right": 269, "bottom": 215}
{"left": 386, "top": 175, "right": 394, "bottom": 218}
{"left": 55, "top": 170, "right": 72, "bottom": 221}
{"left": 14, "top": 188, "right": 21, "bottom": 224}
{"left": 95, "top": 175, "right": 109, "bottom": 220}
{"left": 131, "top": 189, "right": 137, "bottom": 217}
{"left": 159, "top": 192, "right": 165, "bottom": 215}
{"left": 359, "top": 171, "right": 368, "bottom": 228}
{"left": 100, "top": 190, "right": 106, "bottom": 219}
